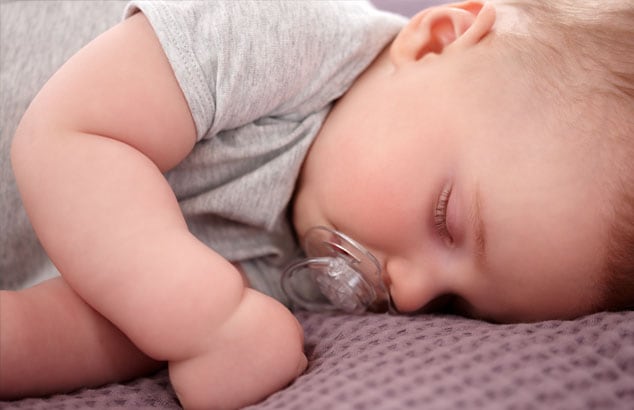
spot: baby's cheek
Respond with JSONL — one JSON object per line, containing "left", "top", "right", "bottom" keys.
{"left": 346, "top": 184, "right": 421, "bottom": 247}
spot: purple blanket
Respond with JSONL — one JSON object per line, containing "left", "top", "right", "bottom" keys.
{"left": 2, "top": 1, "right": 633, "bottom": 409}
{"left": 4, "top": 311, "right": 634, "bottom": 410}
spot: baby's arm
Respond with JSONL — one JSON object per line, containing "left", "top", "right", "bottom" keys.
{"left": 0, "top": 277, "right": 162, "bottom": 398}
{"left": 10, "top": 13, "right": 306, "bottom": 409}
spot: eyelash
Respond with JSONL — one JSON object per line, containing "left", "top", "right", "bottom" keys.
{"left": 435, "top": 185, "right": 453, "bottom": 244}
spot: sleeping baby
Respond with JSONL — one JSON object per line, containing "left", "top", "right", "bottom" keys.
{"left": 1, "top": 0, "right": 633, "bottom": 408}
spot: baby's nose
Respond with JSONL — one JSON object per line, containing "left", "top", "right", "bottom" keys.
{"left": 385, "top": 257, "right": 449, "bottom": 313}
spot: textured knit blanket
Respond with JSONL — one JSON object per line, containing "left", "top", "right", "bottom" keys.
{"left": 3, "top": 311, "right": 634, "bottom": 409}
{"left": 1, "top": 1, "right": 633, "bottom": 409}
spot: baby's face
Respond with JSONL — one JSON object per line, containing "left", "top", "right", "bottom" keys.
{"left": 293, "top": 47, "right": 608, "bottom": 322}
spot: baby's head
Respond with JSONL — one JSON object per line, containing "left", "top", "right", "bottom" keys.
{"left": 491, "top": 0, "right": 634, "bottom": 314}
{"left": 292, "top": 0, "right": 634, "bottom": 322}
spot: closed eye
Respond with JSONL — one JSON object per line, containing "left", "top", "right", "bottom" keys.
{"left": 435, "top": 184, "right": 453, "bottom": 245}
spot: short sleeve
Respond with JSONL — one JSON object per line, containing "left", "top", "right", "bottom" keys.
{"left": 124, "top": 1, "right": 405, "bottom": 142}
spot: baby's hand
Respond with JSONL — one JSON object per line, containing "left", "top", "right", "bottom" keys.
{"left": 168, "top": 289, "right": 307, "bottom": 410}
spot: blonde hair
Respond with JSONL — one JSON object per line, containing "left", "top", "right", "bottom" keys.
{"left": 492, "top": 0, "right": 634, "bottom": 310}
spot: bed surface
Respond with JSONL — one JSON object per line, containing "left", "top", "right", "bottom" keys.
{"left": 1, "top": 1, "right": 633, "bottom": 409}
{"left": 4, "top": 312, "right": 634, "bottom": 409}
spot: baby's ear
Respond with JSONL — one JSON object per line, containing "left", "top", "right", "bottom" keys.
{"left": 390, "top": 1, "right": 496, "bottom": 67}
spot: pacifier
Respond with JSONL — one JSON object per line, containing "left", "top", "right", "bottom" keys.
{"left": 281, "top": 226, "right": 392, "bottom": 314}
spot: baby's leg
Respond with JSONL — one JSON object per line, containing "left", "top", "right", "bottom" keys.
{"left": 0, "top": 277, "right": 162, "bottom": 399}
{"left": 10, "top": 12, "right": 305, "bottom": 409}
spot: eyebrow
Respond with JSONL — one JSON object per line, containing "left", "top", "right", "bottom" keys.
{"left": 470, "top": 186, "right": 488, "bottom": 270}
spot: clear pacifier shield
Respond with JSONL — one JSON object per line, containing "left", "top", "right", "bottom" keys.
{"left": 281, "top": 227, "right": 391, "bottom": 313}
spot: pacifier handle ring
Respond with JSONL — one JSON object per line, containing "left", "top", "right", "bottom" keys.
{"left": 326, "top": 242, "right": 361, "bottom": 264}
{"left": 282, "top": 226, "right": 394, "bottom": 313}
{"left": 305, "top": 227, "right": 390, "bottom": 306}
{"left": 281, "top": 256, "right": 340, "bottom": 312}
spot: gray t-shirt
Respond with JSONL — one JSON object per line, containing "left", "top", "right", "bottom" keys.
{"left": 124, "top": 1, "right": 405, "bottom": 304}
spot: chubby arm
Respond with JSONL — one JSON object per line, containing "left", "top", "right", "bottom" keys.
{"left": 11, "top": 13, "right": 305, "bottom": 409}
{"left": 0, "top": 277, "right": 163, "bottom": 399}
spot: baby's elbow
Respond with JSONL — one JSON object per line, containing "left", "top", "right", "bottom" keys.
{"left": 11, "top": 78, "right": 80, "bottom": 179}
{"left": 10, "top": 99, "right": 75, "bottom": 221}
